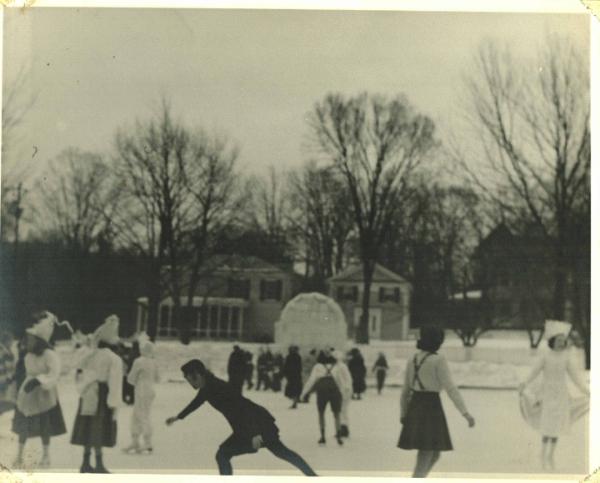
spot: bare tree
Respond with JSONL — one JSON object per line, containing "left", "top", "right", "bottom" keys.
{"left": 459, "top": 37, "right": 590, "bottom": 365}
{"left": 309, "top": 93, "right": 437, "bottom": 343}
{"left": 37, "top": 148, "right": 121, "bottom": 253}
{"left": 113, "top": 101, "right": 191, "bottom": 341}
{"left": 288, "top": 162, "right": 354, "bottom": 290}
{"left": 249, "top": 165, "right": 289, "bottom": 242}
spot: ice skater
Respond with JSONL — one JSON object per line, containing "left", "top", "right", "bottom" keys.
{"left": 300, "top": 351, "right": 347, "bottom": 446}
{"left": 372, "top": 352, "right": 389, "bottom": 395}
{"left": 166, "top": 359, "right": 317, "bottom": 476}
{"left": 71, "top": 315, "right": 123, "bottom": 473}
{"left": 331, "top": 350, "right": 352, "bottom": 438}
{"left": 348, "top": 348, "right": 366, "bottom": 400}
{"left": 0, "top": 330, "right": 17, "bottom": 438}
{"left": 227, "top": 345, "right": 247, "bottom": 394}
{"left": 519, "top": 320, "right": 589, "bottom": 471}
{"left": 398, "top": 326, "right": 475, "bottom": 478}
{"left": 283, "top": 345, "right": 303, "bottom": 409}
{"left": 12, "top": 312, "right": 70, "bottom": 468}
{"left": 123, "top": 337, "right": 160, "bottom": 455}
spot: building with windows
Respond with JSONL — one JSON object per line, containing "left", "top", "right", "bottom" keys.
{"left": 135, "top": 255, "right": 298, "bottom": 341}
{"left": 327, "top": 263, "right": 412, "bottom": 340}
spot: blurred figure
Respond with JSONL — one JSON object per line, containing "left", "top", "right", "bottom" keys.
{"left": 283, "top": 346, "right": 303, "bottom": 409}
{"left": 71, "top": 315, "right": 123, "bottom": 473}
{"left": 301, "top": 348, "right": 318, "bottom": 403}
{"left": 271, "top": 351, "right": 284, "bottom": 392}
{"left": 12, "top": 312, "right": 68, "bottom": 468}
{"left": 244, "top": 350, "right": 254, "bottom": 390}
{"left": 300, "top": 351, "right": 345, "bottom": 446}
{"left": 348, "top": 348, "right": 367, "bottom": 400}
{"left": 331, "top": 350, "right": 352, "bottom": 438}
{"left": 227, "top": 345, "right": 247, "bottom": 394}
{"left": 372, "top": 352, "right": 389, "bottom": 395}
{"left": 121, "top": 338, "right": 140, "bottom": 405}
{"left": 256, "top": 347, "right": 272, "bottom": 391}
{"left": 0, "top": 330, "right": 17, "bottom": 438}
{"left": 123, "top": 340, "right": 161, "bottom": 455}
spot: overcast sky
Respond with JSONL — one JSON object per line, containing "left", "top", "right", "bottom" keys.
{"left": 3, "top": 8, "right": 589, "bottom": 180}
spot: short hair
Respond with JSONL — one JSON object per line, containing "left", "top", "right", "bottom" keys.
{"left": 417, "top": 326, "right": 445, "bottom": 353}
{"left": 548, "top": 336, "right": 560, "bottom": 349}
{"left": 181, "top": 359, "right": 207, "bottom": 376}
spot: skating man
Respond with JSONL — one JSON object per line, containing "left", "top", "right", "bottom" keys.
{"left": 166, "top": 359, "right": 317, "bottom": 476}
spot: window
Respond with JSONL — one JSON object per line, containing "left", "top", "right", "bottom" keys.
{"left": 158, "top": 305, "right": 177, "bottom": 337}
{"left": 209, "top": 306, "right": 219, "bottom": 337}
{"left": 230, "top": 307, "right": 240, "bottom": 340}
{"left": 219, "top": 306, "right": 229, "bottom": 338}
{"left": 198, "top": 306, "right": 208, "bottom": 338}
{"left": 260, "top": 279, "right": 283, "bottom": 301}
{"left": 336, "top": 285, "right": 358, "bottom": 302}
{"left": 379, "top": 287, "right": 401, "bottom": 304}
{"left": 227, "top": 278, "right": 251, "bottom": 299}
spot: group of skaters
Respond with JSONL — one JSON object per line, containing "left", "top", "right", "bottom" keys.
{"left": 0, "top": 311, "right": 590, "bottom": 477}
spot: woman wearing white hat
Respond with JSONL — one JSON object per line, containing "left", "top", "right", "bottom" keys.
{"left": 70, "top": 315, "right": 123, "bottom": 473}
{"left": 519, "top": 320, "right": 590, "bottom": 471}
{"left": 12, "top": 311, "right": 69, "bottom": 468}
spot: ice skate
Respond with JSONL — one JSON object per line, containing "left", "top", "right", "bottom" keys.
{"left": 80, "top": 462, "right": 94, "bottom": 473}
{"left": 123, "top": 443, "right": 141, "bottom": 454}
{"left": 335, "top": 432, "right": 344, "bottom": 446}
{"left": 318, "top": 437, "right": 326, "bottom": 445}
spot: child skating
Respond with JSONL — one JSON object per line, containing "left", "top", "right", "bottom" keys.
{"left": 166, "top": 359, "right": 317, "bottom": 476}
{"left": 123, "top": 337, "right": 160, "bottom": 455}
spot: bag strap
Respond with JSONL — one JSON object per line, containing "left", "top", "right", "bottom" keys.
{"left": 412, "top": 353, "right": 434, "bottom": 391}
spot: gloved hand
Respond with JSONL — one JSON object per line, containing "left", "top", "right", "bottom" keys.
{"left": 23, "top": 378, "right": 41, "bottom": 393}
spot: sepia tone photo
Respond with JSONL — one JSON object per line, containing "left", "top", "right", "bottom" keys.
{"left": 0, "top": 4, "right": 592, "bottom": 480}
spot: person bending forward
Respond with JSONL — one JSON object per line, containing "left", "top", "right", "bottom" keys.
{"left": 166, "top": 359, "right": 317, "bottom": 476}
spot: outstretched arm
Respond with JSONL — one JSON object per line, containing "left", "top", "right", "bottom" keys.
{"left": 170, "top": 391, "right": 207, "bottom": 422}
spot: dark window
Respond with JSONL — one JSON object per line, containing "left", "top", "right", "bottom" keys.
{"left": 336, "top": 285, "right": 358, "bottom": 302}
{"left": 227, "top": 278, "right": 251, "bottom": 299}
{"left": 379, "top": 287, "right": 401, "bottom": 303}
{"left": 209, "top": 306, "right": 219, "bottom": 337}
{"left": 260, "top": 279, "right": 283, "bottom": 301}
{"left": 160, "top": 306, "right": 170, "bottom": 326}
{"left": 230, "top": 307, "right": 240, "bottom": 339}
{"left": 219, "top": 306, "right": 229, "bottom": 338}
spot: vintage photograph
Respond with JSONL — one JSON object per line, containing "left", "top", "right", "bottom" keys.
{"left": 1, "top": 5, "right": 591, "bottom": 479}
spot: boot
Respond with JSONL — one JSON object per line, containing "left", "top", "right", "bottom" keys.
{"left": 80, "top": 451, "right": 94, "bottom": 473}
{"left": 340, "top": 425, "right": 349, "bottom": 438}
{"left": 94, "top": 452, "right": 110, "bottom": 473}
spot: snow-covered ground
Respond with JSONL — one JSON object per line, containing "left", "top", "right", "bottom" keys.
{"left": 0, "top": 343, "right": 588, "bottom": 476}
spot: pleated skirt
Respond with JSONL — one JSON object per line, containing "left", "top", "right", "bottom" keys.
{"left": 398, "top": 391, "right": 453, "bottom": 451}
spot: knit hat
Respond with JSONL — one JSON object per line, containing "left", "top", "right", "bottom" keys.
{"left": 544, "top": 320, "right": 571, "bottom": 340}
{"left": 94, "top": 314, "right": 120, "bottom": 345}
{"left": 140, "top": 340, "right": 155, "bottom": 358}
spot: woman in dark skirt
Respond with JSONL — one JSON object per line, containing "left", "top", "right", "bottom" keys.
{"left": 283, "top": 346, "right": 303, "bottom": 409}
{"left": 398, "top": 326, "right": 475, "bottom": 478}
{"left": 71, "top": 315, "right": 123, "bottom": 473}
{"left": 12, "top": 312, "right": 69, "bottom": 469}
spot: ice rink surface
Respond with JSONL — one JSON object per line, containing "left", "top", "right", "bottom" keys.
{"left": 0, "top": 377, "right": 588, "bottom": 478}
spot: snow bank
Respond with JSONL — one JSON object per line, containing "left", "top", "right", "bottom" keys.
{"left": 54, "top": 339, "right": 588, "bottom": 390}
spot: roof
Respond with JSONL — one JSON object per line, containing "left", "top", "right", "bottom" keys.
{"left": 187, "top": 254, "right": 288, "bottom": 275}
{"left": 327, "top": 263, "right": 410, "bottom": 285}
{"left": 137, "top": 296, "right": 249, "bottom": 307}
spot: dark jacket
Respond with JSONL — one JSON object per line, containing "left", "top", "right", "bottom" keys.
{"left": 227, "top": 349, "right": 247, "bottom": 383}
{"left": 283, "top": 352, "right": 303, "bottom": 399}
{"left": 177, "top": 373, "right": 278, "bottom": 440}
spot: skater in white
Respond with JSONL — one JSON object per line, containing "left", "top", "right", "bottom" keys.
{"left": 331, "top": 350, "right": 352, "bottom": 438}
{"left": 519, "top": 320, "right": 589, "bottom": 471}
{"left": 123, "top": 337, "right": 160, "bottom": 454}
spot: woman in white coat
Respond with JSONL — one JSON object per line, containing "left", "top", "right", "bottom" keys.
{"left": 519, "top": 320, "right": 589, "bottom": 471}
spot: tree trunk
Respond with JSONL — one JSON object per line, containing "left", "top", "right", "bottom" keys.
{"left": 356, "top": 263, "right": 374, "bottom": 344}
{"left": 146, "top": 283, "right": 161, "bottom": 341}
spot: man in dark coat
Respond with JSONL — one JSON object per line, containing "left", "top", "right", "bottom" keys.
{"left": 166, "top": 359, "right": 317, "bottom": 476}
{"left": 227, "top": 346, "right": 247, "bottom": 394}
{"left": 348, "top": 348, "right": 367, "bottom": 400}
{"left": 283, "top": 346, "right": 302, "bottom": 409}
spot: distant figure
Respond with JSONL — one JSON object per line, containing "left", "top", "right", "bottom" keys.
{"left": 165, "top": 359, "right": 317, "bottom": 476}
{"left": 519, "top": 320, "right": 589, "bottom": 471}
{"left": 122, "top": 340, "right": 140, "bottom": 405}
{"left": 71, "top": 315, "right": 123, "bottom": 473}
{"left": 300, "top": 351, "right": 348, "bottom": 446}
{"left": 12, "top": 312, "right": 67, "bottom": 469}
{"left": 331, "top": 350, "right": 353, "bottom": 438}
{"left": 123, "top": 340, "right": 161, "bottom": 455}
{"left": 227, "top": 346, "right": 247, "bottom": 394}
{"left": 398, "top": 326, "right": 475, "bottom": 478}
{"left": 348, "top": 348, "right": 367, "bottom": 400}
{"left": 244, "top": 350, "right": 254, "bottom": 390}
{"left": 301, "top": 349, "right": 318, "bottom": 403}
{"left": 256, "top": 347, "right": 272, "bottom": 391}
{"left": 283, "top": 346, "right": 303, "bottom": 409}
{"left": 271, "top": 352, "right": 284, "bottom": 392}
{"left": 372, "top": 352, "right": 389, "bottom": 395}
{"left": 0, "top": 330, "right": 17, "bottom": 437}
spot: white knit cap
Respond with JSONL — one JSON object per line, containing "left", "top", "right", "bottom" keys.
{"left": 93, "top": 314, "right": 120, "bottom": 345}
{"left": 544, "top": 320, "right": 572, "bottom": 339}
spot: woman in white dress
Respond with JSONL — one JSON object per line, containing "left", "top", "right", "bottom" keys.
{"left": 519, "top": 320, "right": 589, "bottom": 471}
